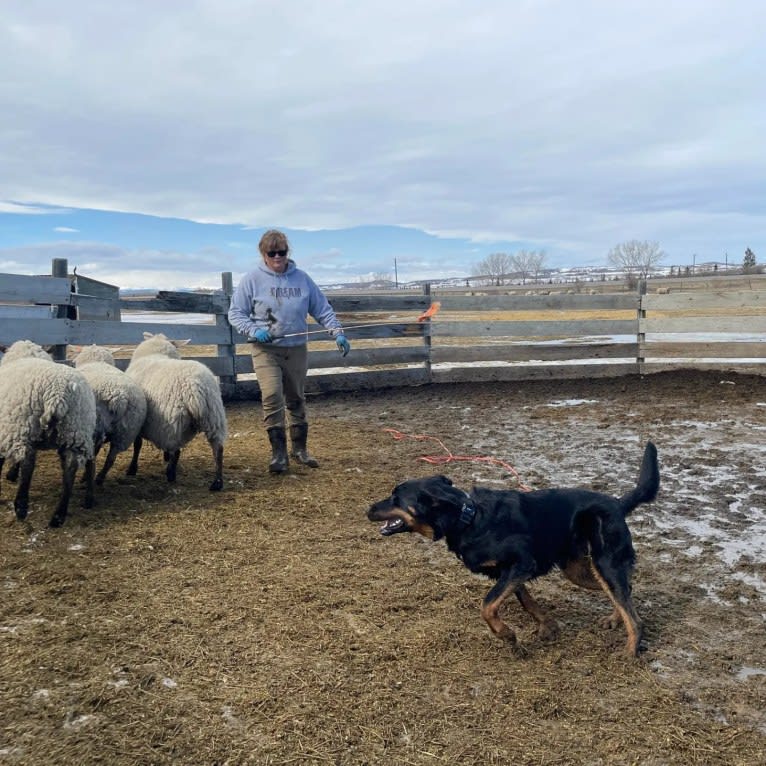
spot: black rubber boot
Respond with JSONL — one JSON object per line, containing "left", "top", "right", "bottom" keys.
{"left": 290, "top": 423, "right": 319, "bottom": 468}
{"left": 267, "top": 427, "right": 289, "bottom": 474}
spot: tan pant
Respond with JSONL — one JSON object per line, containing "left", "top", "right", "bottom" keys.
{"left": 250, "top": 344, "right": 308, "bottom": 429}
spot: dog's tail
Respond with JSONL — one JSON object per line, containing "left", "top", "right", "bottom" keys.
{"left": 618, "top": 441, "right": 659, "bottom": 515}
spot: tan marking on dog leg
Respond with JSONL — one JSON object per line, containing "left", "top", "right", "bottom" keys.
{"left": 561, "top": 558, "right": 602, "bottom": 591}
{"left": 516, "top": 585, "right": 560, "bottom": 642}
{"left": 481, "top": 584, "right": 518, "bottom": 645}
{"left": 588, "top": 561, "right": 642, "bottom": 656}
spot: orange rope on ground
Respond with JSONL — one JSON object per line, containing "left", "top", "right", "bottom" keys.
{"left": 383, "top": 428, "right": 532, "bottom": 491}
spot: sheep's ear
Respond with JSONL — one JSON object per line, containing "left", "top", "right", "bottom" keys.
{"left": 142, "top": 332, "right": 154, "bottom": 340}
{"left": 172, "top": 338, "right": 192, "bottom": 348}
{"left": 107, "top": 347, "right": 121, "bottom": 354}
{"left": 70, "top": 345, "right": 82, "bottom": 353}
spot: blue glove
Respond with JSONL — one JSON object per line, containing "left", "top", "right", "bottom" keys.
{"left": 336, "top": 334, "right": 350, "bottom": 357}
{"left": 251, "top": 328, "right": 272, "bottom": 343}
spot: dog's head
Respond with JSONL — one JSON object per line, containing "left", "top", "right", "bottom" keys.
{"left": 367, "top": 475, "right": 462, "bottom": 541}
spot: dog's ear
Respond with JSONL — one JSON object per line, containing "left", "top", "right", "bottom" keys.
{"left": 419, "top": 476, "right": 458, "bottom": 507}
{"left": 435, "top": 475, "right": 453, "bottom": 486}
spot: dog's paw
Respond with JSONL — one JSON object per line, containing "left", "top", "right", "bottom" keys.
{"left": 537, "top": 621, "right": 560, "bottom": 642}
{"left": 509, "top": 642, "right": 529, "bottom": 659}
{"left": 599, "top": 611, "right": 621, "bottom": 630}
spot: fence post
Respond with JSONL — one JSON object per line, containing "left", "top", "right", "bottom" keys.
{"left": 423, "top": 282, "right": 432, "bottom": 382}
{"left": 51, "top": 258, "right": 71, "bottom": 362}
{"left": 637, "top": 279, "right": 647, "bottom": 374}
{"left": 217, "top": 272, "right": 236, "bottom": 386}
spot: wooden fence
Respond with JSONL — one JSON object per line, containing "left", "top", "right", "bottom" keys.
{"left": 1, "top": 260, "right": 764, "bottom": 400}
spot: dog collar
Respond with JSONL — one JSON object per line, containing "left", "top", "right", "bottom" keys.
{"left": 459, "top": 494, "right": 477, "bottom": 527}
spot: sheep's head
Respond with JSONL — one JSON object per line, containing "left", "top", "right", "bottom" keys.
{"left": 1, "top": 340, "right": 53, "bottom": 366}
{"left": 130, "top": 332, "right": 191, "bottom": 362}
{"left": 72, "top": 345, "right": 118, "bottom": 367}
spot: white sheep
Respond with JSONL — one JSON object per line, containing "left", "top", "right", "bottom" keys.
{"left": 72, "top": 344, "right": 148, "bottom": 487}
{"left": 126, "top": 332, "right": 227, "bottom": 490}
{"left": 0, "top": 340, "right": 97, "bottom": 527}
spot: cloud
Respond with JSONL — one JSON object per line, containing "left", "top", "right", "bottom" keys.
{"left": 0, "top": 201, "right": 70, "bottom": 215}
{"left": 0, "top": 0, "right": 763, "bottom": 279}
{"left": 0, "top": 240, "right": 234, "bottom": 290}
{"left": 54, "top": 226, "right": 79, "bottom": 233}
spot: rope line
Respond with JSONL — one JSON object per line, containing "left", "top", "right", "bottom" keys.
{"left": 383, "top": 428, "right": 532, "bottom": 491}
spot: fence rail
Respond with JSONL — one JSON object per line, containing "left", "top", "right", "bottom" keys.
{"left": 1, "top": 260, "right": 764, "bottom": 400}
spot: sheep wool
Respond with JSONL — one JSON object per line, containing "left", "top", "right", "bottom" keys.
{"left": 72, "top": 345, "right": 148, "bottom": 486}
{"left": 0, "top": 340, "right": 96, "bottom": 527}
{"left": 126, "top": 333, "right": 227, "bottom": 490}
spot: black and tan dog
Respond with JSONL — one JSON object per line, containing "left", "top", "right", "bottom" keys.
{"left": 367, "top": 441, "right": 659, "bottom": 656}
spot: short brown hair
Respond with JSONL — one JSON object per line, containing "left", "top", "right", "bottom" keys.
{"left": 259, "top": 229, "right": 290, "bottom": 256}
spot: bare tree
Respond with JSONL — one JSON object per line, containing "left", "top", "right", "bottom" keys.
{"left": 512, "top": 249, "right": 547, "bottom": 284}
{"left": 607, "top": 240, "right": 666, "bottom": 280}
{"left": 529, "top": 250, "right": 547, "bottom": 283}
{"left": 476, "top": 252, "right": 513, "bottom": 285}
{"left": 469, "top": 262, "right": 490, "bottom": 285}
{"left": 371, "top": 271, "right": 392, "bottom": 286}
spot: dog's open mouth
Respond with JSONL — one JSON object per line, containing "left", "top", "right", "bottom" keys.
{"left": 380, "top": 518, "right": 406, "bottom": 536}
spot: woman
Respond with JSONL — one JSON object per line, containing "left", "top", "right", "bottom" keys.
{"left": 228, "top": 230, "right": 350, "bottom": 473}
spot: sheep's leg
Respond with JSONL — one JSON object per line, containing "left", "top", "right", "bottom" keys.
{"left": 14, "top": 453, "right": 36, "bottom": 521}
{"left": 209, "top": 441, "right": 224, "bottom": 491}
{"left": 49, "top": 450, "right": 78, "bottom": 528}
{"left": 82, "top": 443, "right": 101, "bottom": 483}
{"left": 82, "top": 457, "right": 95, "bottom": 509}
{"left": 6, "top": 461, "right": 19, "bottom": 483}
{"left": 96, "top": 443, "right": 120, "bottom": 485}
{"left": 0, "top": 456, "right": 3, "bottom": 497}
{"left": 126, "top": 436, "right": 142, "bottom": 476}
{"left": 165, "top": 450, "right": 181, "bottom": 482}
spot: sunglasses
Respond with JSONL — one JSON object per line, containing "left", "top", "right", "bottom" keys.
{"left": 266, "top": 249, "right": 288, "bottom": 258}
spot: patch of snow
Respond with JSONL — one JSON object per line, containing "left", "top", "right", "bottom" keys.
{"left": 546, "top": 399, "right": 599, "bottom": 408}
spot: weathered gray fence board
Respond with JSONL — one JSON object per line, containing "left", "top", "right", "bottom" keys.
{"left": 231, "top": 323, "right": 428, "bottom": 344}
{"left": 120, "top": 291, "right": 229, "bottom": 314}
{"left": 644, "top": 342, "right": 766, "bottom": 358}
{"left": 306, "top": 367, "right": 431, "bottom": 392}
{"left": 75, "top": 295, "right": 122, "bottom": 321}
{"left": 113, "top": 354, "right": 254, "bottom": 375}
{"left": 642, "top": 361, "right": 766, "bottom": 375}
{"left": 431, "top": 342, "right": 638, "bottom": 364}
{"left": 308, "top": 346, "right": 429, "bottom": 368}
{"left": 65, "top": 319, "right": 231, "bottom": 346}
{"left": 0, "top": 318, "right": 71, "bottom": 344}
{"left": 0, "top": 273, "right": 72, "bottom": 304}
{"left": 328, "top": 295, "right": 431, "bottom": 313}
{"left": 227, "top": 367, "right": 431, "bottom": 400}
{"left": 0, "top": 306, "right": 54, "bottom": 322}
{"left": 438, "top": 293, "right": 638, "bottom": 312}
{"left": 431, "top": 362, "right": 638, "bottom": 384}
{"left": 642, "top": 290, "right": 766, "bottom": 311}
{"left": 432, "top": 319, "right": 638, "bottom": 338}
{"left": 641, "top": 317, "right": 766, "bottom": 334}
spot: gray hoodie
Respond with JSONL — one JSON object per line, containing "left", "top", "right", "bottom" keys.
{"left": 227, "top": 260, "right": 342, "bottom": 347}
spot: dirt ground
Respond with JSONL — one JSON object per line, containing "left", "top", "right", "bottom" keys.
{"left": 1, "top": 370, "right": 765, "bottom": 765}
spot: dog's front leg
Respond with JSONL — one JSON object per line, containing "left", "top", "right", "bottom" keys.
{"left": 481, "top": 569, "right": 530, "bottom": 648}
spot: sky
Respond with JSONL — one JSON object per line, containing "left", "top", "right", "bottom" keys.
{"left": 1, "top": 1, "right": 764, "bottom": 289}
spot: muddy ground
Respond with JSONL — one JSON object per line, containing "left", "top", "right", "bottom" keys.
{"left": 1, "top": 370, "right": 765, "bottom": 765}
